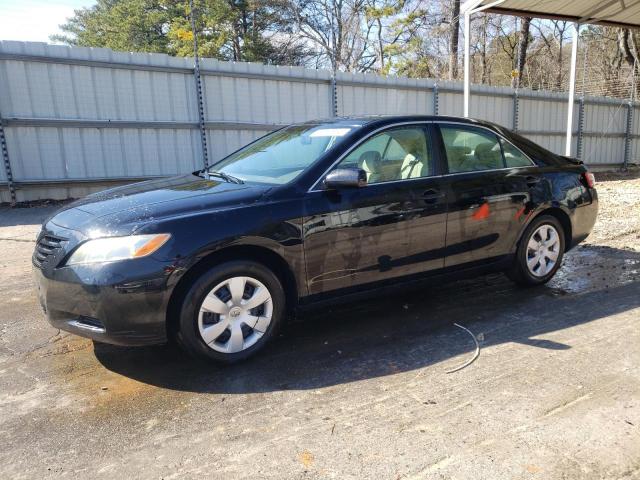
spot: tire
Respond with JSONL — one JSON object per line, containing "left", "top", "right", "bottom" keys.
{"left": 507, "top": 215, "right": 565, "bottom": 286}
{"left": 176, "top": 260, "right": 285, "bottom": 363}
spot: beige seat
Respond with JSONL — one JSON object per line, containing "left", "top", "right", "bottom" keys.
{"left": 398, "top": 134, "right": 429, "bottom": 179}
{"left": 446, "top": 146, "right": 471, "bottom": 173}
{"left": 359, "top": 151, "right": 383, "bottom": 183}
{"left": 399, "top": 153, "right": 423, "bottom": 179}
{"left": 474, "top": 143, "right": 502, "bottom": 170}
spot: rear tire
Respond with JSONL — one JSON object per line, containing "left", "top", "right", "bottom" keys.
{"left": 176, "top": 260, "right": 285, "bottom": 363}
{"left": 507, "top": 215, "right": 565, "bottom": 286}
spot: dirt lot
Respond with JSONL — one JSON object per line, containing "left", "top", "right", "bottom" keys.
{"left": 0, "top": 173, "right": 639, "bottom": 479}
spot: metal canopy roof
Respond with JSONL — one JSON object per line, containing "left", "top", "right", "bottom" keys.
{"left": 462, "top": 0, "right": 640, "bottom": 29}
{"left": 460, "top": 0, "right": 640, "bottom": 158}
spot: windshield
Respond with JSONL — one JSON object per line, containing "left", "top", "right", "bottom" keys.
{"left": 211, "top": 124, "right": 356, "bottom": 185}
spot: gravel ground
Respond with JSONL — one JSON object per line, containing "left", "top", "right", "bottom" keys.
{"left": 0, "top": 173, "right": 639, "bottom": 480}
{"left": 586, "top": 172, "right": 640, "bottom": 248}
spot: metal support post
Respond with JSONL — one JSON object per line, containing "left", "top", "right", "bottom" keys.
{"left": 576, "top": 97, "right": 585, "bottom": 160}
{"left": 463, "top": 11, "right": 471, "bottom": 117}
{"left": 624, "top": 102, "right": 633, "bottom": 171}
{"left": 190, "top": 0, "right": 209, "bottom": 168}
{"left": 565, "top": 22, "right": 580, "bottom": 156}
{"left": 330, "top": 73, "right": 338, "bottom": 117}
{"left": 0, "top": 116, "right": 16, "bottom": 205}
{"left": 624, "top": 59, "right": 637, "bottom": 171}
{"left": 433, "top": 83, "right": 439, "bottom": 115}
{"left": 512, "top": 90, "right": 519, "bottom": 132}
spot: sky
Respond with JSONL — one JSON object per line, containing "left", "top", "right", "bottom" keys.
{"left": 0, "top": 0, "right": 95, "bottom": 43}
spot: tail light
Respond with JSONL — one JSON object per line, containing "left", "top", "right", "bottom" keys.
{"left": 582, "top": 172, "right": 596, "bottom": 188}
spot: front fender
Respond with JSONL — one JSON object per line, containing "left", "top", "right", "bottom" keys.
{"left": 152, "top": 200, "right": 306, "bottom": 298}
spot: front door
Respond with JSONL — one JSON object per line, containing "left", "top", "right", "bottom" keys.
{"left": 303, "top": 124, "right": 447, "bottom": 296}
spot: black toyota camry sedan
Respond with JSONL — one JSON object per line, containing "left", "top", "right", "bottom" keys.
{"left": 34, "top": 115, "right": 598, "bottom": 362}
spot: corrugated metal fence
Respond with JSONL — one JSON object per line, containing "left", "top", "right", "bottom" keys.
{"left": 0, "top": 40, "right": 636, "bottom": 203}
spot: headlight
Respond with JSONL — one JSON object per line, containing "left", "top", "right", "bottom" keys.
{"left": 66, "top": 234, "right": 171, "bottom": 265}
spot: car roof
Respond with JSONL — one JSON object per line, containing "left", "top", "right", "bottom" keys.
{"left": 298, "top": 115, "right": 500, "bottom": 131}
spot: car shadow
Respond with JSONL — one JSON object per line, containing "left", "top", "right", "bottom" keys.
{"left": 93, "top": 244, "right": 640, "bottom": 394}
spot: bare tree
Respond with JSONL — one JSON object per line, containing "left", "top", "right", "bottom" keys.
{"left": 480, "top": 14, "right": 489, "bottom": 83}
{"left": 56, "top": 0, "right": 640, "bottom": 98}
{"left": 618, "top": 28, "right": 640, "bottom": 67}
{"left": 553, "top": 21, "right": 570, "bottom": 89}
{"left": 513, "top": 16, "right": 531, "bottom": 88}
{"left": 288, "top": 0, "right": 380, "bottom": 72}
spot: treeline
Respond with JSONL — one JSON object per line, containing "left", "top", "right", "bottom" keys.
{"left": 54, "top": 0, "right": 640, "bottom": 98}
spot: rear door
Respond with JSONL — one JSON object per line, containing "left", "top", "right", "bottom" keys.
{"left": 303, "top": 124, "right": 448, "bottom": 296}
{"left": 436, "top": 123, "right": 538, "bottom": 268}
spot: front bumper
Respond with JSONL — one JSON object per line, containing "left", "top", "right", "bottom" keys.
{"left": 34, "top": 266, "right": 171, "bottom": 346}
{"left": 33, "top": 224, "right": 174, "bottom": 346}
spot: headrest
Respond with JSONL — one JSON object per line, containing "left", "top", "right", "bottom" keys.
{"left": 359, "top": 151, "right": 382, "bottom": 172}
{"left": 474, "top": 142, "right": 501, "bottom": 167}
{"left": 474, "top": 143, "right": 494, "bottom": 155}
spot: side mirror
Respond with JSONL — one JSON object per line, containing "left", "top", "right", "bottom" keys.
{"left": 323, "top": 168, "right": 367, "bottom": 189}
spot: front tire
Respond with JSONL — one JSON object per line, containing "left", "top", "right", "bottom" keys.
{"left": 177, "top": 260, "right": 285, "bottom": 363}
{"left": 508, "top": 215, "right": 565, "bottom": 286}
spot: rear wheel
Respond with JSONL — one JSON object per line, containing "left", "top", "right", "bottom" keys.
{"left": 177, "top": 260, "right": 285, "bottom": 363}
{"left": 508, "top": 215, "right": 565, "bottom": 286}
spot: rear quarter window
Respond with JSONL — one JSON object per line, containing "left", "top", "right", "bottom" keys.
{"left": 500, "top": 138, "right": 534, "bottom": 167}
{"left": 497, "top": 129, "right": 556, "bottom": 166}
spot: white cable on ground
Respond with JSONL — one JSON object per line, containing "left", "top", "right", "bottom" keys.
{"left": 445, "top": 323, "right": 481, "bottom": 374}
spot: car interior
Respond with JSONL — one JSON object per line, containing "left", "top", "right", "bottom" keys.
{"left": 220, "top": 123, "right": 533, "bottom": 186}
{"left": 338, "top": 126, "right": 524, "bottom": 184}
{"left": 442, "top": 128, "right": 504, "bottom": 173}
{"left": 340, "top": 128, "right": 431, "bottom": 183}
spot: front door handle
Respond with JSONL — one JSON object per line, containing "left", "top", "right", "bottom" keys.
{"left": 421, "top": 188, "right": 445, "bottom": 204}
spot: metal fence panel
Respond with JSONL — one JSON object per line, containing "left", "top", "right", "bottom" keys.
{"left": 475, "top": 94, "right": 513, "bottom": 126}
{"left": 336, "top": 72, "right": 434, "bottom": 116}
{"left": 207, "top": 128, "right": 273, "bottom": 163}
{"left": 583, "top": 135, "right": 626, "bottom": 165}
{"left": 581, "top": 101, "right": 627, "bottom": 164}
{"left": 201, "top": 60, "right": 332, "bottom": 124}
{"left": 0, "top": 41, "right": 634, "bottom": 202}
{"left": 583, "top": 102, "right": 627, "bottom": 133}
{"left": 519, "top": 97, "right": 572, "bottom": 133}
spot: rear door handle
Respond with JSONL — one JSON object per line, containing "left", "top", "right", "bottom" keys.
{"left": 507, "top": 173, "right": 542, "bottom": 189}
{"left": 525, "top": 176, "right": 541, "bottom": 188}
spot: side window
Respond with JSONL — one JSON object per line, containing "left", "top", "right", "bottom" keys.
{"left": 441, "top": 126, "right": 504, "bottom": 173}
{"left": 500, "top": 138, "right": 534, "bottom": 167}
{"left": 337, "top": 134, "right": 388, "bottom": 169}
{"left": 336, "top": 127, "right": 431, "bottom": 184}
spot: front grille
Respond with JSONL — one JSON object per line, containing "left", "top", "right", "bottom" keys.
{"left": 33, "top": 233, "right": 66, "bottom": 269}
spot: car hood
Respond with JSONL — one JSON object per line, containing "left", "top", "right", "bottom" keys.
{"left": 47, "top": 174, "right": 271, "bottom": 235}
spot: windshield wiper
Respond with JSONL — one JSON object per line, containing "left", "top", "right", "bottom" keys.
{"left": 206, "top": 170, "right": 244, "bottom": 184}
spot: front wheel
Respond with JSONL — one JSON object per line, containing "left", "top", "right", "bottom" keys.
{"left": 177, "top": 260, "right": 285, "bottom": 363}
{"left": 507, "top": 215, "right": 565, "bottom": 286}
